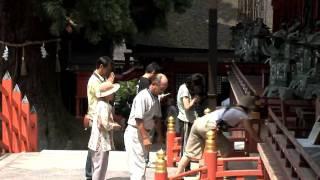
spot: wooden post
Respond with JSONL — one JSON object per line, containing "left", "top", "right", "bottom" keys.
{"left": 204, "top": 130, "right": 217, "bottom": 180}
{"left": 208, "top": 0, "right": 218, "bottom": 109}
{"left": 248, "top": 102, "right": 261, "bottom": 153}
{"left": 21, "top": 96, "right": 30, "bottom": 151}
{"left": 155, "top": 149, "right": 167, "bottom": 180}
{"left": 166, "top": 116, "right": 176, "bottom": 167}
{"left": 1, "top": 71, "right": 13, "bottom": 152}
{"left": 11, "top": 84, "right": 22, "bottom": 152}
{"left": 29, "top": 106, "right": 38, "bottom": 151}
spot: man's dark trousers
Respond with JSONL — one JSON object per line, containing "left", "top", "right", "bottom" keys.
{"left": 85, "top": 128, "right": 92, "bottom": 179}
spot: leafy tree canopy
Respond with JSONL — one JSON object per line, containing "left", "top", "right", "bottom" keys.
{"left": 38, "top": 0, "right": 193, "bottom": 44}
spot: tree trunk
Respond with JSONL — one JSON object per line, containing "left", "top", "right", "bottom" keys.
{"left": 0, "top": 1, "right": 84, "bottom": 149}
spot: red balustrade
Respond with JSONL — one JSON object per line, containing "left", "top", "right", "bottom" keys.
{"left": 166, "top": 116, "right": 181, "bottom": 167}
{"left": 156, "top": 130, "right": 264, "bottom": 180}
{"left": 1, "top": 71, "right": 38, "bottom": 153}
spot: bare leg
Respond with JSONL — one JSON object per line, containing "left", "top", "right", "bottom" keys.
{"left": 175, "top": 156, "right": 191, "bottom": 175}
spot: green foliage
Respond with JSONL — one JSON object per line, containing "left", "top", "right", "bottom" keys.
{"left": 114, "top": 79, "right": 137, "bottom": 118}
{"left": 129, "top": 0, "right": 193, "bottom": 33}
{"left": 172, "top": 0, "right": 193, "bottom": 13}
{"left": 43, "top": 0, "right": 67, "bottom": 36}
{"left": 40, "top": 0, "right": 193, "bottom": 44}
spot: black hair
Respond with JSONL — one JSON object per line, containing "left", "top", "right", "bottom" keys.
{"left": 185, "top": 73, "right": 205, "bottom": 96}
{"left": 96, "top": 56, "right": 113, "bottom": 69}
{"left": 145, "top": 62, "right": 161, "bottom": 73}
{"left": 191, "top": 73, "right": 205, "bottom": 87}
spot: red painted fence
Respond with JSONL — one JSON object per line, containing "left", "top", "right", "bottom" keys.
{"left": 1, "top": 71, "right": 38, "bottom": 153}
{"left": 156, "top": 130, "right": 264, "bottom": 180}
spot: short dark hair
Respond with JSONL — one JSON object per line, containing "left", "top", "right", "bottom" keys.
{"left": 145, "top": 62, "right": 161, "bottom": 73}
{"left": 185, "top": 73, "right": 205, "bottom": 96}
{"left": 96, "top": 56, "right": 113, "bottom": 69}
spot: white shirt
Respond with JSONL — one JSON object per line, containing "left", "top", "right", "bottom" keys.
{"left": 127, "top": 89, "right": 161, "bottom": 130}
{"left": 177, "top": 83, "right": 198, "bottom": 123}
{"left": 88, "top": 101, "right": 114, "bottom": 152}
{"left": 205, "top": 107, "right": 249, "bottom": 129}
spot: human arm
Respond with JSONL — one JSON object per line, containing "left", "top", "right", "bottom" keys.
{"left": 182, "top": 95, "right": 200, "bottom": 110}
{"left": 99, "top": 105, "right": 121, "bottom": 131}
{"left": 242, "top": 119, "right": 261, "bottom": 143}
{"left": 136, "top": 118, "right": 152, "bottom": 151}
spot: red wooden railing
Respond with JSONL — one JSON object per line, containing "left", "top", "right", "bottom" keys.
{"left": 228, "top": 62, "right": 262, "bottom": 153}
{"left": 265, "top": 107, "right": 320, "bottom": 179}
{"left": 228, "top": 62, "right": 257, "bottom": 98}
{"left": 156, "top": 130, "right": 264, "bottom": 180}
{"left": 1, "top": 71, "right": 38, "bottom": 153}
{"left": 166, "top": 116, "right": 181, "bottom": 167}
{"left": 229, "top": 62, "right": 320, "bottom": 179}
{"left": 165, "top": 116, "right": 255, "bottom": 167}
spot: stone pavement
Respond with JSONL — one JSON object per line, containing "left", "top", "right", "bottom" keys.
{"left": 0, "top": 150, "right": 177, "bottom": 180}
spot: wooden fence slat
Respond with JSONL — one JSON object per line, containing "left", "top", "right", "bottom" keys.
{"left": 268, "top": 108, "right": 320, "bottom": 179}
{"left": 11, "top": 85, "right": 21, "bottom": 153}
{"left": 29, "top": 106, "right": 38, "bottom": 151}
{"left": 1, "top": 72, "right": 13, "bottom": 152}
{"left": 21, "top": 96, "right": 30, "bottom": 151}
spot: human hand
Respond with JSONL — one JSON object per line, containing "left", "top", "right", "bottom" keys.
{"left": 107, "top": 72, "right": 115, "bottom": 83}
{"left": 193, "top": 95, "right": 200, "bottom": 103}
{"left": 143, "top": 138, "right": 152, "bottom": 152}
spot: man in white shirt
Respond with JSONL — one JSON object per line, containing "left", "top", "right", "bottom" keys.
{"left": 85, "top": 56, "right": 114, "bottom": 180}
{"left": 124, "top": 73, "right": 168, "bottom": 180}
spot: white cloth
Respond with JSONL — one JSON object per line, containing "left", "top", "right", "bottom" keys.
{"left": 177, "top": 83, "right": 197, "bottom": 123}
{"left": 91, "top": 150, "right": 109, "bottom": 180}
{"left": 206, "top": 107, "right": 249, "bottom": 128}
{"left": 124, "top": 125, "right": 148, "bottom": 180}
{"left": 88, "top": 101, "right": 114, "bottom": 152}
{"left": 87, "top": 71, "right": 105, "bottom": 120}
{"left": 127, "top": 89, "right": 161, "bottom": 130}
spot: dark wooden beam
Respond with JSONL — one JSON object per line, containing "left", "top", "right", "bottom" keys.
{"left": 207, "top": 0, "right": 218, "bottom": 109}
